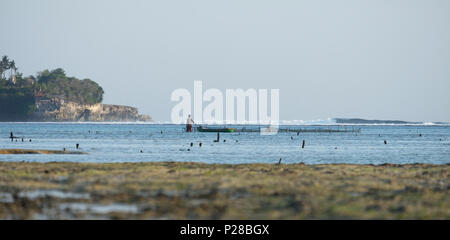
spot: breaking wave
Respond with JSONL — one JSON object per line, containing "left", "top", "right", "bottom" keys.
{"left": 279, "top": 118, "right": 337, "bottom": 125}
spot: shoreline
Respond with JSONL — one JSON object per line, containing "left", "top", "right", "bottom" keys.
{"left": 0, "top": 159, "right": 449, "bottom": 166}
{"left": 0, "top": 161, "right": 448, "bottom": 219}
{"left": 0, "top": 149, "right": 86, "bottom": 154}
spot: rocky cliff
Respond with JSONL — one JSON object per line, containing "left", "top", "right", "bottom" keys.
{"left": 31, "top": 102, "right": 152, "bottom": 122}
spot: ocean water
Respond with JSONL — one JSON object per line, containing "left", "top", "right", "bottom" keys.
{"left": 0, "top": 123, "right": 449, "bottom": 165}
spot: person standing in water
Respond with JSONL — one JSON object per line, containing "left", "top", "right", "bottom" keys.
{"left": 186, "top": 114, "right": 195, "bottom": 132}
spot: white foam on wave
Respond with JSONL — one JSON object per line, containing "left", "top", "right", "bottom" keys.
{"left": 280, "top": 118, "right": 337, "bottom": 125}
{"left": 280, "top": 119, "right": 449, "bottom": 126}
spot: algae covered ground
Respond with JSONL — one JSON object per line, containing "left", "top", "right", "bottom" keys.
{"left": 0, "top": 149, "right": 85, "bottom": 154}
{"left": 0, "top": 161, "right": 448, "bottom": 219}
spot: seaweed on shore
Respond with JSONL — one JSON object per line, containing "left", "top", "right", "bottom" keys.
{"left": 0, "top": 162, "right": 448, "bottom": 219}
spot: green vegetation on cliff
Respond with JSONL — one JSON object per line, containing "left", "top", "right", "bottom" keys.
{"left": 37, "top": 68, "right": 104, "bottom": 105}
{"left": 0, "top": 86, "right": 35, "bottom": 121}
{"left": 0, "top": 55, "right": 104, "bottom": 121}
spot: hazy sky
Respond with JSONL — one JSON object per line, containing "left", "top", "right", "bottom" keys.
{"left": 1, "top": 0, "right": 449, "bottom": 122}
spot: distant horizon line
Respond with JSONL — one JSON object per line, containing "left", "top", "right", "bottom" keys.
{"left": 1, "top": 118, "right": 449, "bottom": 126}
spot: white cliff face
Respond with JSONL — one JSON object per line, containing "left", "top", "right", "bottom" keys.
{"left": 32, "top": 102, "right": 152, "bottom": 122}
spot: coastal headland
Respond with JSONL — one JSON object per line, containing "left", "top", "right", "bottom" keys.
{"left": 0, "top": 161, "right": 448, "bottom": 219}
{"left": 0, "top": 56, "right": 151, "bottom": 122}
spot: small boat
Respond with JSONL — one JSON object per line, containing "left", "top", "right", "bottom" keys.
{"left": 197, "top": 126, "right": 235, "bottom": 133}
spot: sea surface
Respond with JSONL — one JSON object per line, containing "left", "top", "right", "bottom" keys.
{"left": 0, "top": 123, "right": 449, "bottom": 164}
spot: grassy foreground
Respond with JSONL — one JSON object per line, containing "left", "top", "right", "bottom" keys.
{"left": 0, "top": 161, "right": 448, "bottom": 219}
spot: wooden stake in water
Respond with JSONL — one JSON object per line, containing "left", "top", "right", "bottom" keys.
{"left": 214, "top": 132, "right": 220, "bottom": 142}
{"left": 302, "top": 140, "right": 306, "bottom": 149}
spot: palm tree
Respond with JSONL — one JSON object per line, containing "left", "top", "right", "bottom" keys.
{"left": 0, "top": 56, "right": 10, "bottom": 79}
{"left": 9, "top": 60, "right": 17, "bottom": 84}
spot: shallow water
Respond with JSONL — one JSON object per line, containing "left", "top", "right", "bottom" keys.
{"left": 58, "top": 203, "right": 139, "bottom": 214}
{"left": 0, "top": 123, "right": 449, "bottom": 164}
{"left": 18, "top": 190, "right": 90, "bottom": 200}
